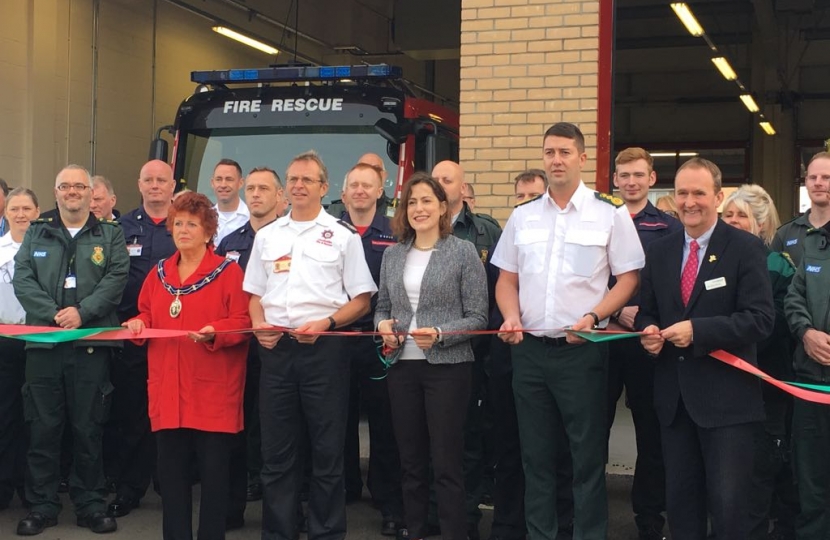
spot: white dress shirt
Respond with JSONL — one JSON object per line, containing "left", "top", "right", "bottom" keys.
{"left": 0, "top": 232, "right": 26, "bottom": 324}
{"left": 491, "top": 182, "right": 645, "bottom": 338}
{"left": 243, "top": 208, "right": 377, "bottom": 327}
{"left": 214, "top": 200, "right": 250, "bottom": 246}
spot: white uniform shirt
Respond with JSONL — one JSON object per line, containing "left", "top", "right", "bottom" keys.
{"left": 214, "top": 200, "right": 250, "bottom": 246}
{"left": 0, "top": 232, "right": 26, "bottom": 324}
{"left": 243, "top": 208, "right": 377, "bottom": 327}
{"left": 491, "top": 182, "right": 645, "bottom": 338}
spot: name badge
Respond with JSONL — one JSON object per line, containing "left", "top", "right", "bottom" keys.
{"left": 226, "top": 251, "right": 241, "bottom": 262}
{"left": 128, "top": 244, "right": 143, "bottom": 257}
{"left": 64, "top": 275, "right": 77, "bottom": 289}
{"left": 704, "top": 277, "right": 726, "bottom": 290}
{"left": 273, "top": 255, "right": 291, "bottom": 273}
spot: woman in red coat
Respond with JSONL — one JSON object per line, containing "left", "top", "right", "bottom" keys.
{"left": 124, "top": 192, "right": 250, "bottom": 540}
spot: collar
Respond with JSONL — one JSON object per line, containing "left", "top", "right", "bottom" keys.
{"left": 0, "top": 232, "right": 15, "bottom": 248}
{"left": 795, "top": 209, "right": 812, "bottom": 226}
{"left": 279, "top": 207, "right": 333, "bottom": 228}
{"left": 162, "top": 248, "right": 221, "bottom": 287}
{"left": 633, "top": 200, "right": 660, "bottom": 219}
{"left": 214, "top": 200, "right": 250, "bottom": 218}
{"left": 343, "top": 211, "right": 388, "bottom": 234}
{"left": 684, "top": 221, "right": 717, "bottom": 250}
{"left": 542, "top": 181, "right": 590, "bottom": 211}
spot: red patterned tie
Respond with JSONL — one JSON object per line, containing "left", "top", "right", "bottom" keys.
{"left": 681, "top": 240, "right": 700, "bottom": 306}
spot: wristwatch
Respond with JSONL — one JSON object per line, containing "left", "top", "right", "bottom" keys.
{"left": 583, "top": 312, "right": 600, "bottom": 328}
{"left": 327, "top": 316, "right": 337, "bottom": 331}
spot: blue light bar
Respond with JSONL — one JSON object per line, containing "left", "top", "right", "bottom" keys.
{"left": 191, "top": 64, "right": 402, "bottom": 85}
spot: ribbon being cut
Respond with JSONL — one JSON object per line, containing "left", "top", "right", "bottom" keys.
{"left": 2, "top": 324, "right": 828, "bottom": 404}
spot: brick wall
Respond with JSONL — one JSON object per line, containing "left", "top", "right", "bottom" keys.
{"left": 459, "top": 0, "right": 600, "bottom": 222}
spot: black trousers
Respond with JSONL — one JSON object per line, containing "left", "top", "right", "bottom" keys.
{"left": 0, "top": 337, "right": 27, "bottom": 507}
{"left": 156, "top": 428, "right": 233, "bottom": 540}
{"left": 108, "top": 342, "right": 155, "bottom": 500}
{"left": 662, "top": 399, "right": 756, "bottom": 540}
{"left": 260, "top": 336, "right": 350, "bottom": 540}
{"left": 343, "top": 334, "right": 403, "bottom": 519}
{"left": 607, "top": 338, "right": 666, "bottom": 531}
{"left": 387, "top": 360, "right": 471, "bottom": 540}
{"left": 792, "top": 390, "right": 830, "bottom": 540}
{"left": 23, "top": 344, "right": 113, "bottom": 518}
{"left": 228, "top": 338, "right": 262, "bottom": 518}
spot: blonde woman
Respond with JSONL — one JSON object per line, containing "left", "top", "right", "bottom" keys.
{"left": 722, "top": 184, "right": 797, "bottom": 539}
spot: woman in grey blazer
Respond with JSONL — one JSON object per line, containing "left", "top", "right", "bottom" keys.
{"left": 375, "top": 173, "right": 488, "bottom": 540}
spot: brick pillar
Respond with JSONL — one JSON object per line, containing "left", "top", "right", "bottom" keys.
{"left": 459, "top": 0, "right": 600, "bottom": 222}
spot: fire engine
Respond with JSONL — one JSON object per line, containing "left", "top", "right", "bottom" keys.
{"left": 149, "top": 64, "right": 459, "bottom": 209}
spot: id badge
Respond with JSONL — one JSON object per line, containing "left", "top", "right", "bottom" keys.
{"left": 128, "top": 244, "right": 143, "bottom": 257}
{"left": 64, "top": 274, "right": 77, "bottom": 289}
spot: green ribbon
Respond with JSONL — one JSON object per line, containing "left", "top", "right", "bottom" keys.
{"left": 0, "top": 327, "right": 121, "bottom": 343}
{"left": 783, "top": 380, "right": 830, "bottom": 394}
{"left": 570, "top": 330, "right": 642, "bottom": 343}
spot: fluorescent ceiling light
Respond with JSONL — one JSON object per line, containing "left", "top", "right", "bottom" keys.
{"left": 759, "top": 122, "right": 776, "bottom": 135}
{"left": 650, "top": 152, "right": 699, "bottom": 158}
{"left": 711, "top": 57, "right": 737, "bottom": 81}
{"left": 739, "top": 94, "right": 760, "bottom": 113}
{"left": 212, "top": 26, "right": 279, "bottom": 55}
{"left": 670, "top": 3, "right": 705, "bottom": 37}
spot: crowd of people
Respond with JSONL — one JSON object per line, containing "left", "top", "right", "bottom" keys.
{"left": 0, "top": 121, "right": 828, "bottom": 540}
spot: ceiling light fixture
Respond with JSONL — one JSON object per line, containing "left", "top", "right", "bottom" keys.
{"left": 739, "top": 94, "right": 760, "bottom": 113}
{"left": 670, "top": 3, "right": 705, "bottom": 37}
{"left": 212, "top": 26, "right": 279, "bottom": 55}
{"left": 711, "top": 57, "right": 737, "bottom": 81}
{"left": 759, "top": 122, "right": 776, "bottom": 136}
{"left": 650, "top": 152, "right": 699, "bottom": 158}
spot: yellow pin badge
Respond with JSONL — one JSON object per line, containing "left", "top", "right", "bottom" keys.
{"left": 709, "top": 255, "right": 717, "bottom": 263}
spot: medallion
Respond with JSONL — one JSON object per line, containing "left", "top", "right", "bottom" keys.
{"left": 170, "top": 295, "right": 182, "bottom": 318}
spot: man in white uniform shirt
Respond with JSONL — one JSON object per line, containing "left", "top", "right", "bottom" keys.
{"left": 212, "top": 159, "right": 249, "bottom": 245}
{"left": 492, "top": 123, "right": 644, "bottom": 540}
{"left": 244, "top": 150, "right": 376, "bottom": 540}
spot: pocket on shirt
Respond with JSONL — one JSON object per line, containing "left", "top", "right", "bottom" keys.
{"left": 515, "top": 229, "right": 549, "bottom": 274}
{"left": 564, "top": 229, "right": 608, "bottom": 277}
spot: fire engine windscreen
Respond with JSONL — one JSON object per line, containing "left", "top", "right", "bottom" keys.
{"left": 181, "top": 126, "right": 398, "bottom": 206}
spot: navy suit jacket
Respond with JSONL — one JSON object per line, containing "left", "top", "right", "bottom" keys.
{"left": 635, "top": 220, "right": 774, "bottom": 429}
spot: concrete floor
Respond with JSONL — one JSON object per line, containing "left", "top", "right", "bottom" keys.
{"left": 0, "top": 396, "right": 654, "bottom": 540}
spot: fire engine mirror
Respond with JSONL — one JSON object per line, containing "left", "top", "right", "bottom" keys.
{"left": 386, "top": 141, "right": 400, "bottom": 163}
{"left": 374, "top": 118, "right": 409, "bottom": 144}
{"left": 148, "top": 137, "right": 168, "bottom": 162}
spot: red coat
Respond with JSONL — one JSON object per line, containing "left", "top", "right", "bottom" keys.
{"left": 134, "top": 250, "right": 251, "bottom": 433}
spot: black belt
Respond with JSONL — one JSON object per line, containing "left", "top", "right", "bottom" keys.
{"left": 527, "top": 334, "right": 571, "bottom": 347}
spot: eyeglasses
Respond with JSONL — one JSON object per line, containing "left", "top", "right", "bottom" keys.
{"left": 56, "top": 184, "right": 89, "bottom": 192}
{"left": 286, "top": 177, "right": 324, "bottom": 186}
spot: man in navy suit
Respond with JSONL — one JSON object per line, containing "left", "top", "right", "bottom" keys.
{"left": 635, "top": 157, "right": 774, "bottom": 540}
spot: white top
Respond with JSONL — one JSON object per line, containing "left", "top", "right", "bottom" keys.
{"left": 400, "top": 248, "right": 432, "bottom": 360}
{"left": 491, "top": 182, "right": 645, "bottom": 338}
{"left": 243, "top": 208, "right": 377, "bottom": 327}
{"left": 214, "top": 200, "right": 250, "bottom": 245}
{"left": 0, "top": 232, "right": 25, "bottom": 324}
{"left": 66, "top": 227, "right": 81, "bottom": 238}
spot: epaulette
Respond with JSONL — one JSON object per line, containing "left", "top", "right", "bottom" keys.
{"left": 781, "top": 251, "right": 796, "bottom": 269}
{"left": 336, "top": 219, "right": 358, "bottom": 234}
{"left": 594, "top": 191, "right": 624, "bottom": 207}
{"left": 97, "top": 218, "right": 120, "bottom": 226}
{"left": 514, "top": 194, "right": 542, "bottom": 208}
{"left": 807, "top": 227, "right": 822, "bottom": 235}
{"left": 473, "top": 212, "right": 502, "bottom": 229}
{"left": 31, "top": 217, "right": 54, "bottom": 224}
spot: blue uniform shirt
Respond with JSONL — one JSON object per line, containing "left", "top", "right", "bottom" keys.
{"left": 117, "top": 207, "right": 176, "bottom": 321}
{"left": 611, "top": 200, "right": 682, "bottom": 306}
{"left": 215, "top": 219, "right": 277, "bottom": 272}
{"left": 342, "top": 211, "right": 396, "bottom": 327}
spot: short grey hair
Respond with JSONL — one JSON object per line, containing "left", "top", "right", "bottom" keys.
{"left": 288, "top": 150, "right": 329, "bottom": 185}
{"left": 56, "top": 164, "right": 92, "bottom": 188}
{"left": 91, "top": 175, "right": 115, "bottom": 196}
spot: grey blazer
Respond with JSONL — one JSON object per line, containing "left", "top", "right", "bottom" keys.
{"left": 374, "top": 235, "right": 488, "bottom": 365}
